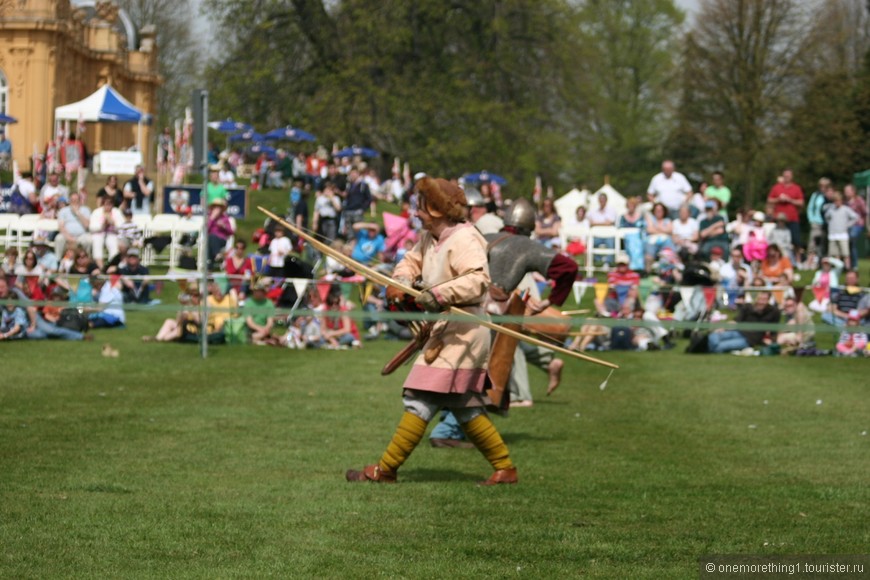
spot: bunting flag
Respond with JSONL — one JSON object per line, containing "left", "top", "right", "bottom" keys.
{"left": 533, "top": 175, "right": 542, "bottom": 205}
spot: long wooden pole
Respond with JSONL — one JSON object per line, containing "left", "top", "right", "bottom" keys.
{"left": 259, "top": 207, "right": 618, "bottom": 370}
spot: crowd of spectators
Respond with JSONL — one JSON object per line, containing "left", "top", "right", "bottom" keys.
{"left": 2, "top": 148, "right": 867, "bottom": 356}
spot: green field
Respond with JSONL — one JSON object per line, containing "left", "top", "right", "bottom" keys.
{"left": 1, "top": 320, "right": 867, "bottom": 578}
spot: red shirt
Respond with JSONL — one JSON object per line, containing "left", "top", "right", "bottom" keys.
{"left": 607, "top": 268, "right": 640, "bottom": 288}
{"left": 767, "top": 183, "right": 804, "bottom": 223}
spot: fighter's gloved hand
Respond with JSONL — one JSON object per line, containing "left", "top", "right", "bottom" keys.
{"left": 415, "top": 290, "right": 442, "bottom": 313}
{"left": 386, "top": 278, "right": 412, "bottom": 303}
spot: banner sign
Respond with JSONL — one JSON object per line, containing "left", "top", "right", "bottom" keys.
{"left": 162, "top": 185, "right": 247, "bottom": 218}
{"left": 0, "top": 184, "right": 12, "bottom": 213}
{"left": 94, "top": 151, "right": 143, "bottom": 175}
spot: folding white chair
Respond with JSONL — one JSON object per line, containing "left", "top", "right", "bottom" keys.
{"left": 171, "top": 217, "right": 204, "bottom": 269}
{"left": 11, "top": 214, "right": 41, "bottom": 251}
{"left": 586, "top": 225, "right": 621, "bottom": 275}
{"left": 0, "top": 214, "right": 18, "bottom": 251}
{"left": 143, "top": 214, "right": 179, "bottom": 266}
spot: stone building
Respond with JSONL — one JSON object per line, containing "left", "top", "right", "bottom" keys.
{"left": 0, "top": 0, "right": 160, "bottom": 172}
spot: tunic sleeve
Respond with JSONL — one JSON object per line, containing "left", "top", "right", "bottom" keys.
{"left": 432, "top": 230, "right": 489, "bottom": 306}
{"left": 393, "top": 234, "right": 425, "bottom": 283}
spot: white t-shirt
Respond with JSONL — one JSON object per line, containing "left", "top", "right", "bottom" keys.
{"left": 18, "top": 179, "right": 36, "bottom": 200}
{"left": 672, "top": 217, "right": 699, "bottom": 242}
{"left": 269, "top": 236, "right": 292, "bottom": 268}
{"left": 474, "top": 213, "right": 505, "bottom": 235}
{"left": 647, "top": 172, "right": 692, "bottom": 211}
{"left": 588, "top": 206, "right": 617, "bottom": 225}
{"left": 40, "top": 183, "right": 69, "bottom": 205}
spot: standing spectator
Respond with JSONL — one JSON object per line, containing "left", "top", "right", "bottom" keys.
{"left": 56, "top": 191, "right": 93, "bottom": 257}
{"left": 824, "top": 191, "right": 860, "bottom": 270}
{"left": 806, "top": 177, "right": 832, "bottom": 268}
{"left": 698, "top": 200, "right": 729, "bottom": 258}
{"left": 96, "top": 175, "right": 123, "bottom": 207}
{"left": 843, "top": 184, "right": 866, "bottom": 269}
{"left": 289, "top": 181, "right": 309, "bottom": 232}
{"left": 647, "top": 160, "right": 692, "bottom": 218}
{"left": 267, "top": 226, "right": 292, "bottom": 277}
{"left": 205, "top": 167, "right": 229, "bottom": 206}
{"left": 705, "top": 171, "right": 731, "bottom": 217}
{"left": 89, "top": 195, "right": 123, "bottom": 269}
{"left": 206, "top": 199, "right": 235, "bottom": 270}
{"left": 766, "top": 169, "right": 804, "bottom": 257}
{"left": 0, "top": 127, "right": 11, "bottom": 168}
{"left": 313, "top": 184, "right": 342, "bottom": 243}
{"left": 708, "top": 291, "right": 780, "bottom": 353}
{"left": 119, "top": 248, "right": 151, "bottom": 304}
{"left": 157, "top": 127, "right": 172, "bottom": 172}
{"left": 768, "top": 214, "right": 794, "bottom": 261}
{"left": 292, "top": 152, "right": 308, "bottom": 185}
{"left": 224, "top": 241, "right": 253, "bottom": 298}
{"left": 123, "top": 165, "right": 154, "bottom": 215}
{"left": 341, "top": 168, "right": 371, "bottom": 236}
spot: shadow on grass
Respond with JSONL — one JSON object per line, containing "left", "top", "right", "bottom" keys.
{"left": 401, "top": 468, "right": 481, "bottom": 483}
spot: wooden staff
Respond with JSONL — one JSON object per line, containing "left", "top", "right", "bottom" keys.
{"left": 259, "top": 207, "right": 618, "bottom": 370}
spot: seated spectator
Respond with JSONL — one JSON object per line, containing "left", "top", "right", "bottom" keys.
{"left": 0, "top": 300, "right": 28, "bottom": 341}
{"left": 351, "top": 222, "right": 385, "bottom": 265}
{"left": 606, "top": 255, "right": 641, "bottom": 305}
{"left": 741, "top": 211, "right": 768, "bottom": 262}
{"left": 564, "top": 206, "right": 589, "bottom": 258}
{"left": 143, "top": 284, "right": 202, "bottom": 342}
{"left": 87, "top": 273, "right": 126, "bottom": 329}
{"left": 31, "top": 235, "right": 59, "bottom": 276}
{"left": 244, "top": 278, "right": 280, "bottom": 345}
{"left": 708, "top": 290, "right": 780, "bottom": 353}
{"left": 768, "top": 213, "right": 794, "bottom": 261}
{"left": 224, "top": 241, "right": 254, "bottom": 298}
{"left": 40, "top": 172, "right": 68, "bottom": 216}
{"left": 218, "top": 162, "right": 237, "bottom": 187}
{"left": 206, "top": 279, "right": 239, "bottom": 338}
{"left": 671, "top": 204, "right": 699, "bottom": 256}
{"left": 118, "top": 248, "right": 151, "bottom": 304}
{"left": 822, "top": 270, "right": 867, "bottom": 327}
{"left": 24, "top": 284, "right": 90, "bottom": 341}
{"left": 56, "top": 191, "right": 93, "bottom": 257}
{"left": 2, "top": 247, "right": 18, "bottom": 276}
{"left": 534, "top": 198, "right": 561, "bottom": 249}
{"left": 808, "top": 256, "right": 843, "bottom": 313}
{"left": 776, "top": 296, "right": 814, "bottom": 354}
{"left": 320, "top": 289, "right": 361, "bottom": 348}
{"left": 89, "top": 194, "right": 123, "bottom": 269}
{"left": 644, "top": 202, "right": 675, "bottom": 270}
{"left": 698, "top": 199, "right": 729, "bottom": 258}
{"left": 117, "top": 207, "right": 144, "bottom": 250}
{"left": 759, "top": 244, "right": 793, "bottom": 286}
{"left": 619, "top": 196, "right": 647, "bottom": 270}
{"left": 14, "top": 249, "right": 45, "bottom": 288}
{"left": 835, "top": 310, "right": 868, "bottom": 357}
{"left": 719, "top": 247, "right": 752, "bottom": 308}
{"left": 589, "top": 192, "right": 619, "bottom": 264}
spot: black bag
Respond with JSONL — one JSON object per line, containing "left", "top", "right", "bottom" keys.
{"left": 685, "top": 331, "right": 709, "bottom": 354}
{"left": 610, "top": 327, "right": 633, "bottom": 350}
{"left": 283, "top": 255, "right": 314, "bottom": 279}
{"left": 58, "top": 308, "right": 88, "bottom": 333}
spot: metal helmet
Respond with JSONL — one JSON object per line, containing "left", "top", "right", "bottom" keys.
{"left": 503, "top": 198, "right": 536, "bottom": 235}
{"left": 464, "top": 186, "right": 487, "bottom": 207}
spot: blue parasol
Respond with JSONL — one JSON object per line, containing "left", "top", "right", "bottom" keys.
{"left": 248, "top": 143, "right": 276, "bottom": 159}
{"left": 334, "top": 145, "right": 379, "bottom": 159}
{"left": 264, "top": 126, "right": 317, "bottom": 142}
{"left": 0, "top": 113, "right": 18, "bottom": 124}
{"left": 462, "top": 170, "right": 507, "bottom": 186}
{"left": 229, "top": 130, "right": 264, "bottom": 143}
{"left": 208, "top": 118, "right": 253, "bottom": 133}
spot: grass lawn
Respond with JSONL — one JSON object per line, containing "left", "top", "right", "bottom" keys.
{"left": 1, "top": 315, "right": 868, "bottom": 578}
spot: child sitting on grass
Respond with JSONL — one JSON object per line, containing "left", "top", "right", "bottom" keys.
{"left": 835, "top": 310, "right": 868, "bottom": 357}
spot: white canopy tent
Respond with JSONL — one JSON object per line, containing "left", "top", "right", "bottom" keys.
{"left": 55, "top": 84, "right": 149, "bottom": 153}
{"left": 555, "top": 183, "right": 628, "bottom": 222}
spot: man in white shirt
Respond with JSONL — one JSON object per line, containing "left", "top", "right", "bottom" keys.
{"left": 56, "top": 191, "right": 93, "bottom": 256}
{"left": 465, "top": 187, "right": 504, "bottom": 235}
{"left": 647, "top": 160, "right": 692, "bottom": 217}
{"left": 589, "top": 192, "right": 618, "bottom": 263}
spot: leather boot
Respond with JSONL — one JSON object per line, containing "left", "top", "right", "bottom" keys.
{"left": 479, "top": 467, "right": 518, "bottom": 486}
{"left": 345, "top": 464, "right": 397, "bottom": 483}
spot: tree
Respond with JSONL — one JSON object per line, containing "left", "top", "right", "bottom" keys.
{"left": 672, "top": 0, "right": 818, "bottom": 207}
{"left": 115, "top": 0, "right": 204, "bottom": 128}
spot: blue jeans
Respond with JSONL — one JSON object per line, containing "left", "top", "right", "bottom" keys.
{"left": 821, "top": 312, "right": 846, "bottom": 328}
{"left": 708, "top": 330, "right": 749, "bottom": 353}
{"left": 849, "top": 225, "right": 864, "bottom": 268}
{"left": 26, "top": 315, "right": 85, "bottom": 340}
{"left": 593, "top": 237, "right": 615, "bottom": 264}
{"left": 430, "top": 410, "right": 465, "bottom": 441}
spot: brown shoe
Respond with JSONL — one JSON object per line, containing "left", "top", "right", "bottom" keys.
{"left": 479, "top": 467, "right": 518, "bottom": 486}
{"left": 345, "top": 464, "right": 397, "bottom": 483}
{"left": 430, "top": 438, "right": 475, "bottom": 449}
